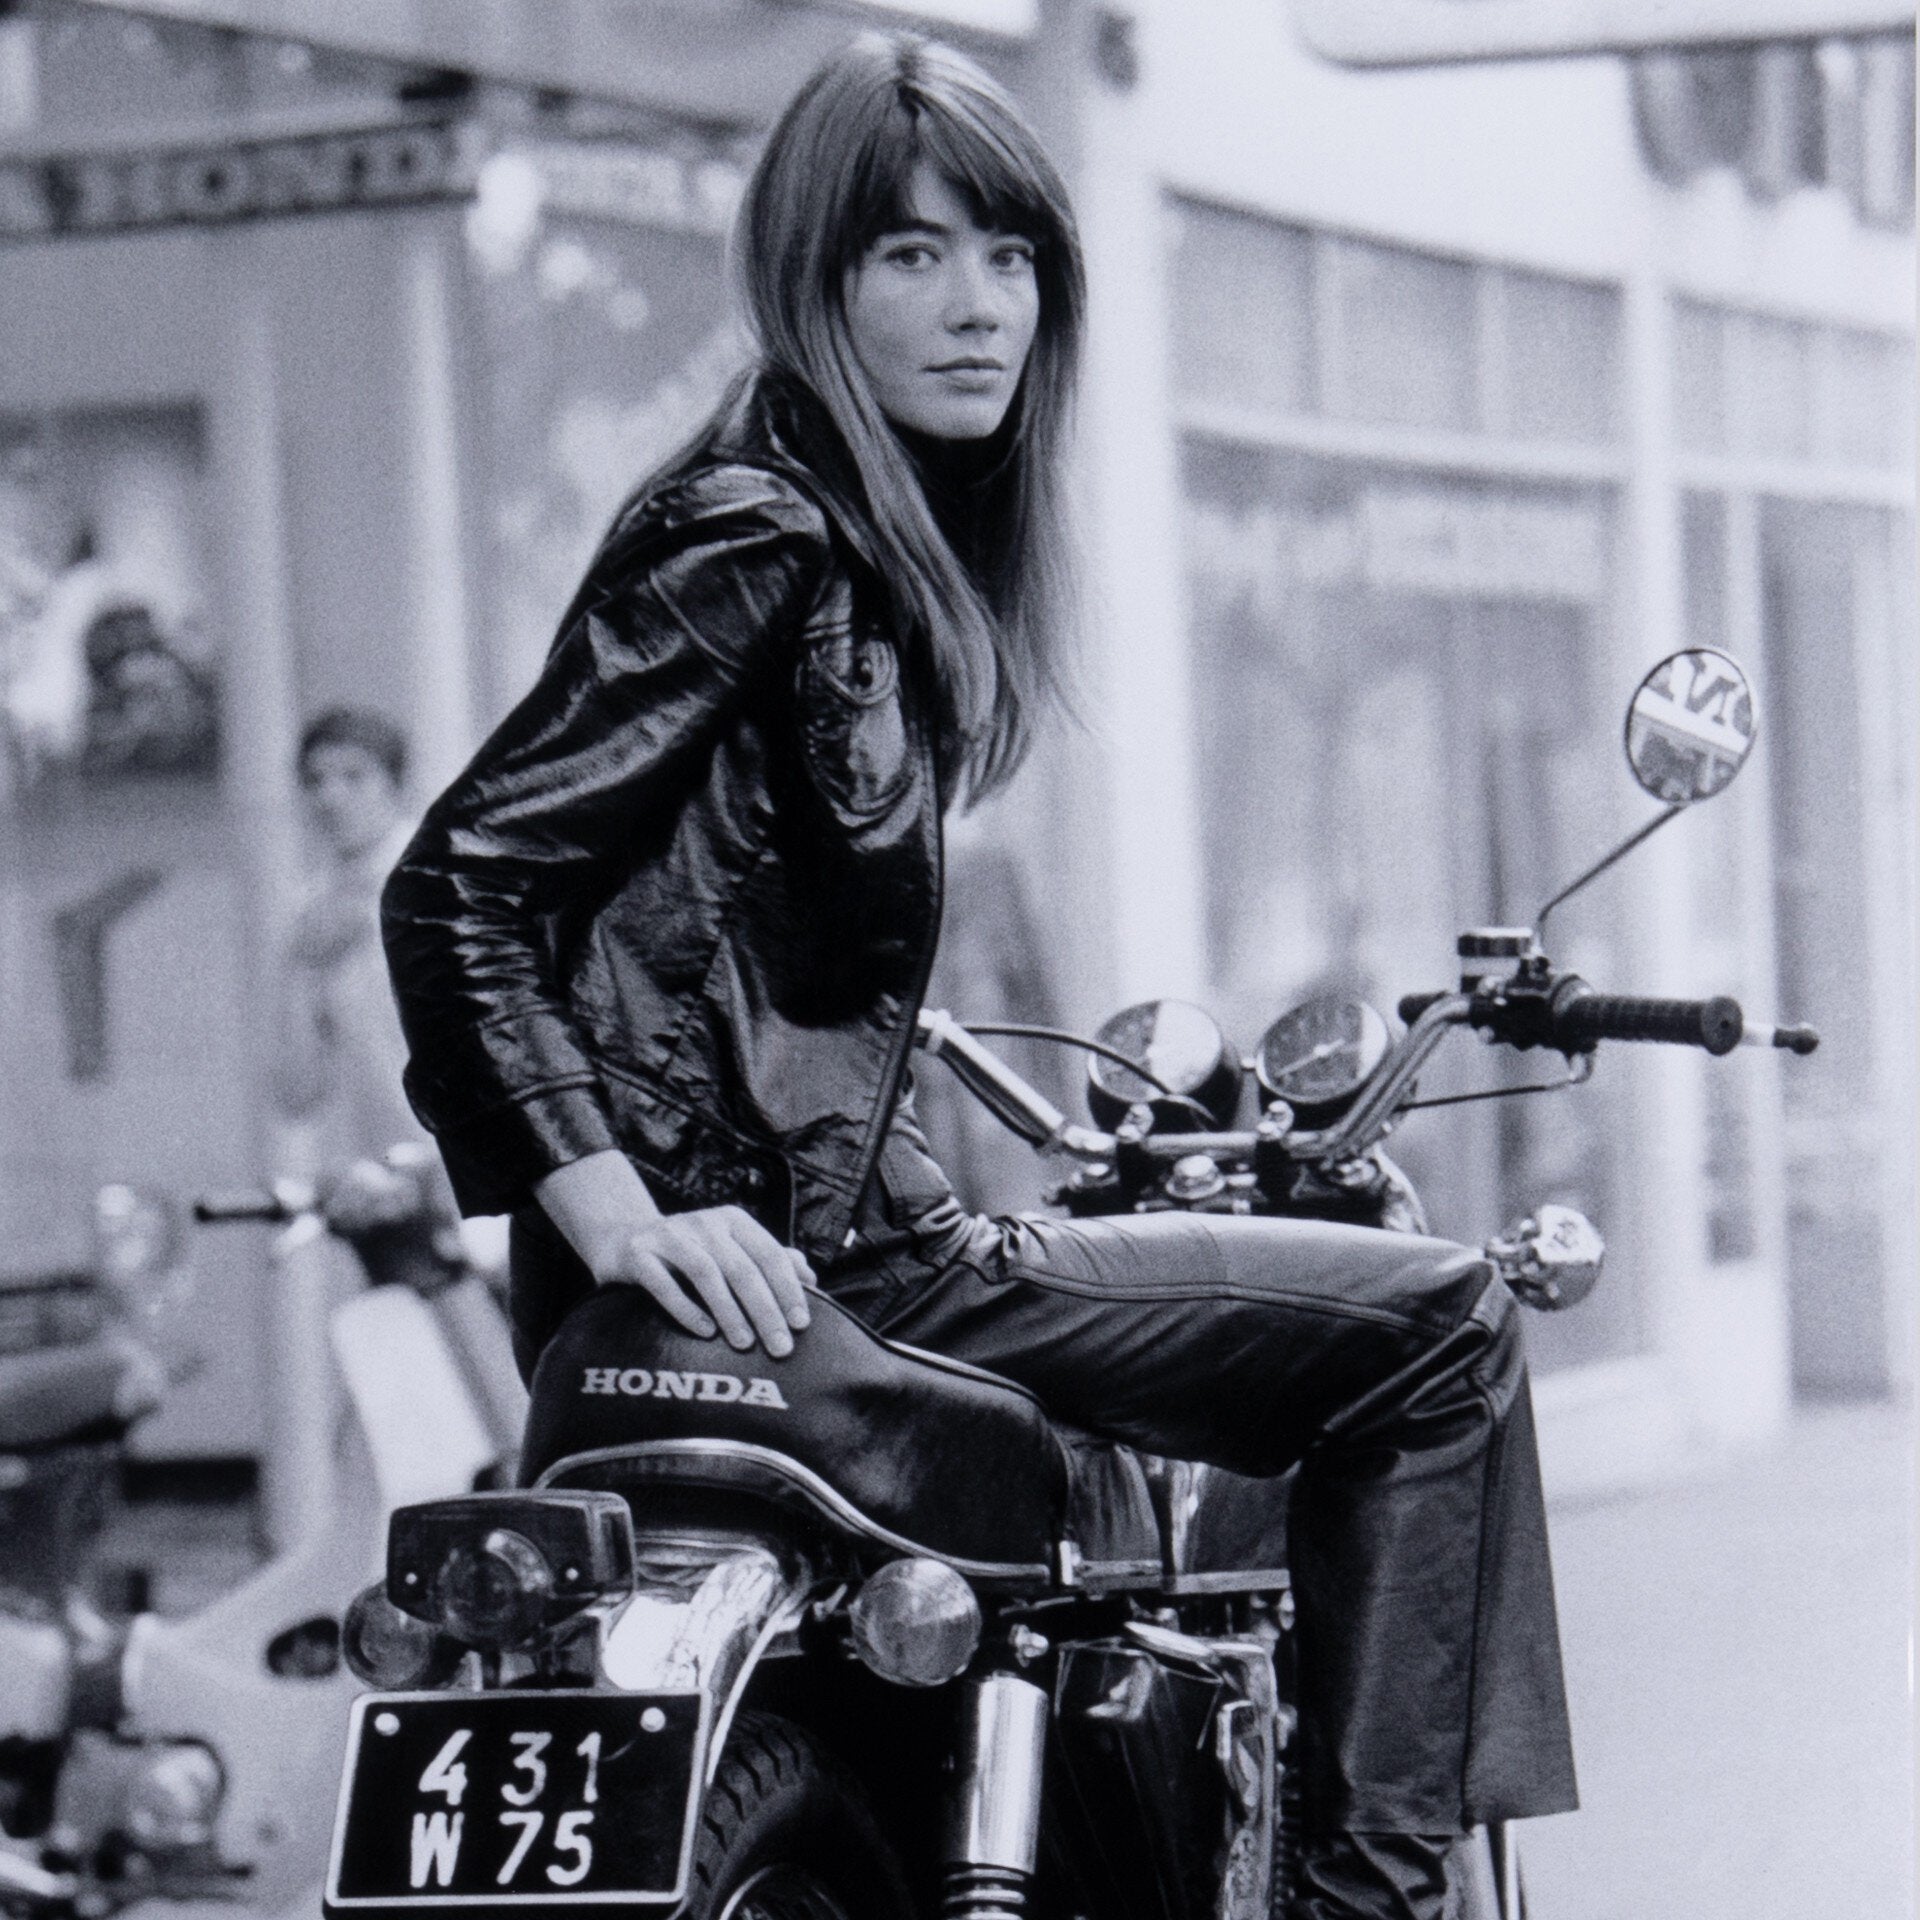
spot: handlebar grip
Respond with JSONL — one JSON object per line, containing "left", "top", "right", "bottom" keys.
{"left": 192, "top": 1192, "right": 291, "bottom": 1224}
{"left": 1398, "top": 992, "right": 1448, "bottom": 1026}
{"left": 1552, "top": 991, "right": 1744, "bottom": 1057}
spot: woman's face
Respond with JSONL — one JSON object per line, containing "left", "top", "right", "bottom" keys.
{"left": 844, "top": 163, "right": 1040, "bottom": 441}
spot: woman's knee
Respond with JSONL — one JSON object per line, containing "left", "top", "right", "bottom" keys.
{"left": 1381, "top": 1234, "right": 1510, "bottom": 1340}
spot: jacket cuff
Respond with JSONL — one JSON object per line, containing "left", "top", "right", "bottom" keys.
{"left": 431, "top": 1081, "right": 621, "bottom": 1218}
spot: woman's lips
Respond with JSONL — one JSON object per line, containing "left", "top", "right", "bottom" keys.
{"left": 928, "top": 362, "right": 1005, "bottom": 390}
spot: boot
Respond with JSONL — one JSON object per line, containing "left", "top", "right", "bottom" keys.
{"left": 1289, "top": 1829, "right": 1455, "bottom": 1920}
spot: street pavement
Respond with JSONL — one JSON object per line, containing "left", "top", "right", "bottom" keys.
{"left": 1521, "top": 1399, "right": 1915, "bottom": 1920}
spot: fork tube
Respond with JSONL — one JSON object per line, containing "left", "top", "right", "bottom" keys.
{"left": 943, "top": 1673, "right": 1049, "bottom": 1920}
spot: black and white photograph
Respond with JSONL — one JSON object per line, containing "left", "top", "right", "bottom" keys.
{"left": 0, "top": 5, "right": 1912, "bottom": 1919}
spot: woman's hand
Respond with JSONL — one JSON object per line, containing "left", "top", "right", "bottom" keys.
{"left": 536, "top": 1151, "right": 813, "bottom": 1357}
{"left": 596, "top": 1208, "right": 814, "bottom": 1357}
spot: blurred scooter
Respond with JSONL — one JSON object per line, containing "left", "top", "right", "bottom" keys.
{"left": 0, "top": 1149, "right": 526, "bottom": 1917}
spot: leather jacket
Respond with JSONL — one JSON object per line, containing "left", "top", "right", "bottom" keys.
{"left": 382, "top": 374, "right": 945, "bottom": 1262}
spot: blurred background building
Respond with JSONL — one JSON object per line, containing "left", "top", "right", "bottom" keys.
{"left": 0, "top": 0, "right": 1910, "bottom": 1496}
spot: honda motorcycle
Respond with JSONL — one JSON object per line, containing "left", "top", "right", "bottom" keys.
{"left": 0, "top": 1151, "right": 526, "bottom": 1919}
{"left": 316, "top": 648, "right": 1815, "bottom": 1920}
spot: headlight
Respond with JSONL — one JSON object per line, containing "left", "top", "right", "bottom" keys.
{"left": 1086, "top": 1000, "right": 1243, "bottom": 1131}
{"left": 849, "top": 1558, "right": 981, "bottom": 1688}
{"left": 125, "top": 1742, "right": 222, "bottom": 1853}
{"left": 93, "top": 1184, "right": 184, "bottom": 1288}
{"left": 342, "top": 1583, "right": 462, "bottom": 1688}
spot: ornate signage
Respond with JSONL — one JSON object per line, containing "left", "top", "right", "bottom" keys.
{"left": 0, "top": 117, "right": 483, "bottom": 241}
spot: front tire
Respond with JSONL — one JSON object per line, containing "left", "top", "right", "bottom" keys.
{"left": 686, "top": 1713, "right": 913, "bottom": 1920}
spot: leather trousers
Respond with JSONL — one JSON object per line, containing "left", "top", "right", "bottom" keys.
{"left": 815, "top": 1121, "right": 1580, "bottom": 1837}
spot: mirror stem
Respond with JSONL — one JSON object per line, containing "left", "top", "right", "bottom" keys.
{"left": 1535, "top": 803, "right": 1686, "bottom": 945}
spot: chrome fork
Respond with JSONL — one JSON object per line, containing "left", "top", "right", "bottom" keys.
{"left": 942, "top": 1673, "right": 1049, "bottom": 1920}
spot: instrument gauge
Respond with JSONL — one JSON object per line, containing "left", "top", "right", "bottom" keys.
{"left": 1087, "top": 999, "right": 1243, "bottom": 1131}
{"left": 1254, "top": 996, "right": 1391, "bottom": 1118}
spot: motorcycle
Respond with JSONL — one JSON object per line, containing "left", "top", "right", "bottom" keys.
{"left": 0, "top": 1150, "right": 526, "bottom": 1919}
{"left": 315, "top": 648, "right": 1815, "bottom": 1920}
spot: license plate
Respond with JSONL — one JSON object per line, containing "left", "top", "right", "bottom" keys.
{"left": 325, "top": 1692, "right": 704, "bottom": 1913}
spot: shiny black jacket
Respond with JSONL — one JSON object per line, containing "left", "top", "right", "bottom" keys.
{"left": 382, "top": 376, "right": 944, "bottom": 1261}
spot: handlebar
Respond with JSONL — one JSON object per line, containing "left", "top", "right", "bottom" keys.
{"left": 1410, "top": 978, "right": 1816, "bottom": 1060}
{"left": 924, "top": 966, "right": 1818, "bottom": 1184}
{"left": 1547, "top": 988, "right": 1743, "bottom": 1056}
{"left": 192, "top": 1178, "right": 317, "bottom": 1225}
{"left": 915, "top": 1009, "right": 1113, "bottom": 1156}
{"left": 193, "top": 1191, "right": 294, "bottom": 1225}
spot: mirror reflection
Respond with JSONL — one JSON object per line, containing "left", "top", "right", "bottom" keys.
{"left": 1623, "top": 647, "right": 1758, "bottom": 804}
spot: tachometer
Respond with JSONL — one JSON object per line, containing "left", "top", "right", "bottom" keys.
{"left": 1254, "top": 996, "right": 1391, "bottom": 1118}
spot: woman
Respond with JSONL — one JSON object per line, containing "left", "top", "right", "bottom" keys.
{"left": 382, "top": 35, "right": 1575, "bottom": 1920}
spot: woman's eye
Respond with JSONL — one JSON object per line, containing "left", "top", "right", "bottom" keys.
{"left": 993, "top": 242, "right": 1036, "bottom": 272}
{"left": 883, "top": 242, "right": 936, "bottom": 270}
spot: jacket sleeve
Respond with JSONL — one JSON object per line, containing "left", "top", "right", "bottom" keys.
{"left": 381, "top": 465, "right": 831, "bottom": 1216}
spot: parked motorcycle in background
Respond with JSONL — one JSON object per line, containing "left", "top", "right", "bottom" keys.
{"left": 314, "top": 649, "right": 1814, "bottom": 1920}
{"left": 0, "top": 1149, "right": 526, "bottom": 1919}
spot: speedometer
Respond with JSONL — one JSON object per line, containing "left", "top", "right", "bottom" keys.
{"left": 1254, "top": 996, "right": 1391, "bottom": 1118}
{"left": 1087, "top": 999, "right": 1243, "bottom": 1130}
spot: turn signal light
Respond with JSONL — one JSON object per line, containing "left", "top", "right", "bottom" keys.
{"left": 342, "top": 1583, "right": 462, "bottom": 1689}
{"left": 125, "top": 1741, "right": 223, "bottom": 1853}
{"left": 849, "top": 1557, "right": 982, "bottom": 1688}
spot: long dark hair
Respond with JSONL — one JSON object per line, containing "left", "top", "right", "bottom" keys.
{"left": 738, "top": 33, "right": 1085, "bottom": 804}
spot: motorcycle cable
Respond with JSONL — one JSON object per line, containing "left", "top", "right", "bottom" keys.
{"left": 950, "top": 1021, "right": 1182, "bottom": 1098}
{"left": 1398, "top": 1055, "right": 1593, "bottom": 1114}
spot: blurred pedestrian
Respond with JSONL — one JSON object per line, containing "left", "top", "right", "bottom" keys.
{"left": 272, "top": 706, "right": 422, "bottom": 1172}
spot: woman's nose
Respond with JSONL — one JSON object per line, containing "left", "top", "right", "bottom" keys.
{"left": 943, "top": 248, "right": 1004, "bottom": 332}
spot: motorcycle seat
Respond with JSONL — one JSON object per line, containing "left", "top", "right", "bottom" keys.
{"left": 0, "top": 1337, "right": 151, "bottom": 1451}
{"left": 520, "top": 1284, "right": 1171, "bottom": 1588}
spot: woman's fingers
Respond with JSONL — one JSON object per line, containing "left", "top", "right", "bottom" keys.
{"left": 719, "top": 1209, "right": 813, "bottom": 1328}
{"left": 698, "top": 1219, "right": 796, "bottom": 1358}
{"left": 619, "top": 1248, "right": 717, "bottom": 1340}
{"left": 600, "top": 1208, "right": 815, "bottom": 1354}
{"left": 658, "top": 1235, "right": 757, "bottom": 1352}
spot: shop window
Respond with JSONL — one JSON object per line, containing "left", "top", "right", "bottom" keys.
{"left": 1498, "top": 267, "right": 1622, "bottom": 447}
{"left": 1167, "top": 202, "right": 1314, "bottom": 416}
{"left": 1167, "top": 198, "right": 1624, "bottom": 449}
{"left": 1814, "top": 325, "right": 1914, "bottom": 471}
{"left": 466, "top": 139, "right": 747, "bottom": 706}
{"left": 1680, "top": 490, "right": 1729, "bottom": 650}
{"left": 0, "top": 407, "right": 218, "bottom": 792}
{"left": 1732, "top": 312, "right": 1815, "bottom": 462}
{"left": 1674, "top": 296, "right": 1912, "bottom": 473}
{"left": 1673, "top": 299, "right": 1727, "bottom": 456}
{"left": 1320, "top": 235, "right": 1477, "bottom": 433}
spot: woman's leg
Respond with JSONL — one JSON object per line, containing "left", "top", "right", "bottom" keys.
{"left": 860, "top": 1208, "right": 1577, "bottom": 1839}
